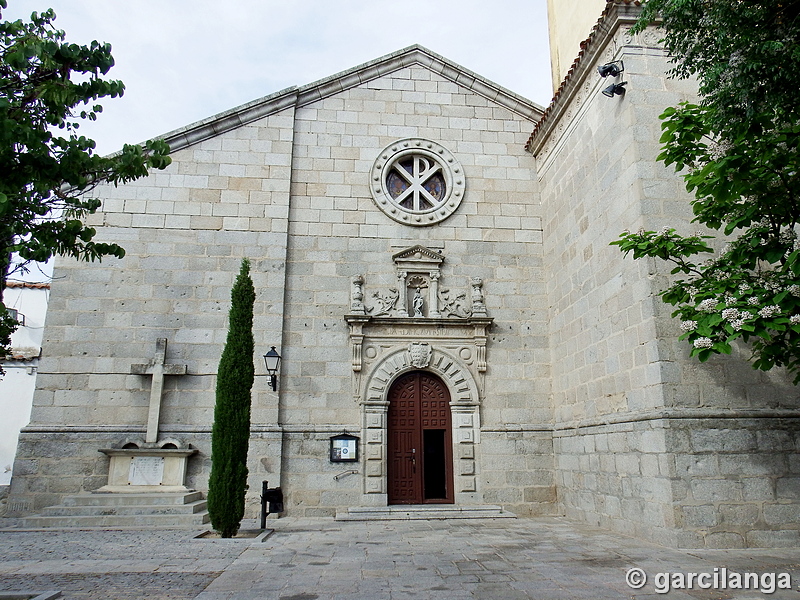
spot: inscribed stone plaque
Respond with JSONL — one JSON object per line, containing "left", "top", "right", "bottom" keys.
{"left": 128, "top": 456, "right": 165, "bottom": 485}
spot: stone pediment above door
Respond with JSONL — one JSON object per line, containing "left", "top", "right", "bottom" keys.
{"left": 344, "top": 245, "right": 492, "bottom": 399}
{"left": 392, "top": 244, "right": 444, "bottom": 266}
{"left": 348, "top": 245, "right": 488, "bottom": 320}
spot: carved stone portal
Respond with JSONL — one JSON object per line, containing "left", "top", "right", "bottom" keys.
{"left": 346, "top": 246, "right": 492, "bottom": 399}
{"left": 345, "top": 246, "right": 492, "bottom": 506}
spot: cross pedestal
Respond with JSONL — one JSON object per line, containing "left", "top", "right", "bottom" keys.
{"left": 98, "top": 338, "right": 196, "bottom": 492}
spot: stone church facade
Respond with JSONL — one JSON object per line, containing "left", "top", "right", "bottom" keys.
{"left": 8, "top": 2, "right": 800, "bottom": 548}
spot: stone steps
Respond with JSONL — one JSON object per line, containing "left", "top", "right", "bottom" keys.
{"left": 17, "top": 491, "right": 210, "bottom": 528}
{"left": 335, "top": 504, "right": 517, "bottom": 521}
{"left": 61, "top": 491, "right": 204, "bottom": 507}
{"left": 39, "top": 500, "right": 207, "bottom": 517}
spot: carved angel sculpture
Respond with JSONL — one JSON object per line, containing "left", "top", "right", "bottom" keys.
{"left": 439, "top": 288, "right": 470, "bottom": 318}
{"left": 368, "top": 288, "right": 400, "bottom": 317}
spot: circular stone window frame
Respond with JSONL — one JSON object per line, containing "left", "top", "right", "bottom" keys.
{"left": 370, "top": 138, "right": 465, "bottom": 226}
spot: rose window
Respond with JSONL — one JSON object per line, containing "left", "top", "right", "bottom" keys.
{"left": 370, "top": 139, "right": 465, "bottom": 226}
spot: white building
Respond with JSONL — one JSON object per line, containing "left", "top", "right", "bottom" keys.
{"left": 1, "top": 276, "right": 50, "bottom": 486}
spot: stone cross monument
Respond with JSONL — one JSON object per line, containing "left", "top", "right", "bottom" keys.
{"left": 98, "top": 337, "right": 196, "bottom": 492}
{"left": 130, "top": 338, "right": 188, "bottom": 444}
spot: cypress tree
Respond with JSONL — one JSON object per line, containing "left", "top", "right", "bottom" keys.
{"left": 207, "top": 258, "right": 255, "bottom": 537}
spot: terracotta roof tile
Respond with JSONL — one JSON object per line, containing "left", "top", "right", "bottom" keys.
{"left": 3, "top": 353, "right": 40, "bottom": 362}
{"left": 5, "top": 281, "right": 50, "bottom": 289}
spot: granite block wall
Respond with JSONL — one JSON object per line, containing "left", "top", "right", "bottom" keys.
{"left": 279, "top": 64, "right": 552, "bottom": 515}
{"left": 8, "top": 107, "right": 294, "bottom": 514}
{"left": 9, "top": 50, "right": 556, "bottom": 519}
{"left": 534, "top": 9, "right": 800, "bottom": 547}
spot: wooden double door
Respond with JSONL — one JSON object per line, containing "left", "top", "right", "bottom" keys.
{"left": 387, "top": 371, "right": 454, "bottom": 504}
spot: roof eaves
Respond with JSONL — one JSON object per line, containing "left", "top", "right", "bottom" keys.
{"left": 5, "top": 281, "right": 51, "bottom": 290}
{"left": 144, "top": 44, "right": 545, "bottom": 156}
{"left": 162, "top": 86, "right": 300, "bottom": 154}
{"left": 296, "top": 44, "right": 544, "bottom": 121}
{"left": 3, "top": 349, "right": 41, "bottom": 362}
{"left": 525, "top": 0, "right": 643, "bottom": 154}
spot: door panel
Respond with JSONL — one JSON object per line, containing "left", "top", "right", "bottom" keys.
{"left": 387, "top": 371, "right": 453, "bottom": 504}
{"left": 388, "top": 373, "right": 421, "bottom": 504}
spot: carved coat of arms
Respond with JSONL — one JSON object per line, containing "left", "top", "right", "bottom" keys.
{"left": 408, "top": 342, "right": 432, "bottom": 368}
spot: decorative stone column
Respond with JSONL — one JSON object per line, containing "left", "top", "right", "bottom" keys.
{"left": 396, "top": 271, "right": 409, "bottom": 317}
{"left": 429, "top": 272, "right": 441, "bottom": 317}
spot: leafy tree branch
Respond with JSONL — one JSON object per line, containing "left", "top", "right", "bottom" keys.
{"left": 613, "top": 0, "right": 800, "bottom": 381}
{"left": 0, "top": 2, "right": 171, "bottom": 362}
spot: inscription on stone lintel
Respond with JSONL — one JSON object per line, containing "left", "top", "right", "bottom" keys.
{"left": 384, "top": 328, "right": 470, "bottom": 337}
{"left": 128, "top": 456, "right": 165, "bottom": 486}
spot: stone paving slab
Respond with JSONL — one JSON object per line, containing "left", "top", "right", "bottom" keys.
{"left": 0, "top": 527, "right": 248, "bottom": 600}
{"left": 1, "top": 517, "right": 799, "bottom": 599}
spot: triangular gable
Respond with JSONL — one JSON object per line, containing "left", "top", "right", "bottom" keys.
{"left": 392, "top": 245, "right": 445, "bottom": 266}
{"left": 161, "top": 45, "right": 545, "bottom": 153}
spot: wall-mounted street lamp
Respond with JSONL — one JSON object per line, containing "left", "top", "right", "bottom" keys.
{"left": 597, "top": 60, "right": 624, "bottom": 78}
{"left": 602, "top": 82, "right": 627, "bottom": 97}
{"left": 263, "top": 346, "right": 281, "bottom": 391}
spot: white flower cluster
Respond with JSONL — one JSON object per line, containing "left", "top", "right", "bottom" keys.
{"left": 698, "top": 298, "right": 718, "bottom": 312}
{"left": 738, "top": 283, "right": 752, "bottom": 294}
{"left": 680, "top": 320, "right": 698, "bottom": 331}
{"left": 721, "top": 308, "right": 747, "bottom": 330}
{"left": 658, "top": 226, "right": 671, "bottom": 236}
{"left": 790, "top": 315, "right": 800, "bottom": 325}
{"left": 747, "top": 296, "right": 761, "bottom": 306}
{"left": 722, "top": 308, "right": 740, "bottom": 321}
{"left": 708, "top": 139, "right": 732, "bottom": 160}
{"left": 789, "top": 284, "right": 800, "bottom": 297}
{"left": 693, "top": 337, "right": 714, "bottom": 348}
{"left": 724, "top": 294, "right": 737, "bottom": 306}
{"left": 779, "top": 229, "right": 797, "bottom": 244}
{"left": 758, "top": 305, "right": 781, "bottom": 318}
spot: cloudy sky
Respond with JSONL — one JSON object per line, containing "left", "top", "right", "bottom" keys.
{"left": 6, "top": 0, "right": 555, "bottom": 155}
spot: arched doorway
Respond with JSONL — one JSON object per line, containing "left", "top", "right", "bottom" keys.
{"left": 387, "top": 371, "right": 454, "bottom": 504}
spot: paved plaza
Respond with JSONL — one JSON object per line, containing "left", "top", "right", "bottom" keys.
{"left": 0, "top": 517, "right": 799, "bottom": 600}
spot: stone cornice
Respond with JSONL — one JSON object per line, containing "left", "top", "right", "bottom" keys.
{"left": 154, "top": 45, "right": 543, "bottom": 155}
{"left": 22, "top": 408, "right": 800, "bottom": 437}
{"left": 19, "top": 424, "right": 363, "bottom": 435}
{"left": 162, "top": 87, "right": 300, "bottom": 152}
{"left": 554, "top": 408, "right": 800, "bottom": 433}
{"left": 345, "top": 315, "right": 493, "bottom": 328}
{"left": 526, "top": 1, "right": 644, "bottom": 156}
